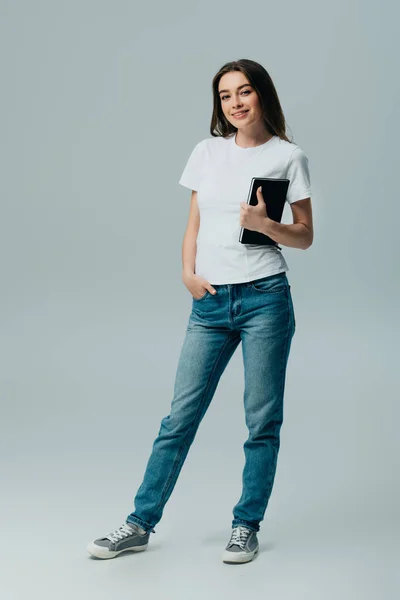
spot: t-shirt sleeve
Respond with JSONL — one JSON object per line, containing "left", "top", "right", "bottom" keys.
{"left": 178, "top": 140, "right": 205, "bottom": 192}
{"left": 285, "top": 147, "right": 312, "bottom": 204}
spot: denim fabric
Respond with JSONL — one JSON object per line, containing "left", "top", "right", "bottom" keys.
{"left": 126, "top": 271, "right": 296, "bottom": 534}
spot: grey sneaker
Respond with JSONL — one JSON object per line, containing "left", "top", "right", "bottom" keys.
{"left": 87, "top": 521, "right": 153, "bottom": 559}
{"left": 221, "top": 526, "right": 259, "bottom": 564}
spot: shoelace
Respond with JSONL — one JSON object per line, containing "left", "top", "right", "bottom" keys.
{"left": 228, "top": 526, "right": 252, "bottom": 550}
{"left": 106, "top": 523, "right": 139, "bottom": 543}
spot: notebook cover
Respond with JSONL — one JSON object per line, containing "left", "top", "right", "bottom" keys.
{"left": 239, "top": 177, "right": 289, "bottom": 246}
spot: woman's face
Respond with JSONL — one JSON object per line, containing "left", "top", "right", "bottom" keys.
{"left": 218, "top": 71, "right": 263, "bottom": 130}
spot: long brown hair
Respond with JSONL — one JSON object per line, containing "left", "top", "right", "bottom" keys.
{"left": 210, "top": 58, "right": 293, "bottom": 143}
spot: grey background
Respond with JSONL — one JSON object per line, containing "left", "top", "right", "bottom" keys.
{"left": 1, "top": 0, "right": 398, "bottom": 598}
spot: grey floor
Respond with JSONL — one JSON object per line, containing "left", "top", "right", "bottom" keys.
{"left": 1, "top": 313, "right": 398, "bottom": 600}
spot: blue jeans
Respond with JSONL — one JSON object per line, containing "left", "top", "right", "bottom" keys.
{"left": 126, "top": 271, "right": 296, "bottom": 534}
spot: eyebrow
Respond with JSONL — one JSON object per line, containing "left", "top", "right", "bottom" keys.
{"left": 218, "top": 83, "right": 252, "bottom": 95}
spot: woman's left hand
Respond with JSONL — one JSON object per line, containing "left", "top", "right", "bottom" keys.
{"left": 240, "top": 186, "right": 271, "bottom": 232}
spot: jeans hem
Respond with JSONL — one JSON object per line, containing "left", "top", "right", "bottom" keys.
{"left": 126, "top": 516, "right": 156, "bottom": 534}
{"left": 232, "top": 519, "right": 260, "bottom": 533}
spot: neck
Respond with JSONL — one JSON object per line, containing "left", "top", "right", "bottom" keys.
{"left": 234, "top": 128, "right": 273, "bottom": 148}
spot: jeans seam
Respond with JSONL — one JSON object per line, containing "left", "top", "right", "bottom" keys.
{"left": 155, "top": 333, "right": 237, "bottom": 511}
{"left": 258, "top": 287, "right": 292, "bottom": 516}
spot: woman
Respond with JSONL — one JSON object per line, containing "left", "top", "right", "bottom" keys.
{"left": 87, "top": 58, "right": 313, "bottom": 564}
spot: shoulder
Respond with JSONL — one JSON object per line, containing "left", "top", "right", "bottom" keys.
{"left": 275, "top": 137, "right": 309, "bottom": 162}
{"left": 190, "top": 135, "right": 231, "bottom": 160}
{"left": 195, "top": 135, "right": 231, "bottom": 150}
{"left": 278, "top": 138, "right": 303, "bottom": 157}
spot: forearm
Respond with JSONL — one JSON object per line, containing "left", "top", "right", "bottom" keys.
{"left": 182, "top": 228, "right": 198, "bottom": 276}
{"left": 260, "top": 218, "right": 312, "bottom": 250}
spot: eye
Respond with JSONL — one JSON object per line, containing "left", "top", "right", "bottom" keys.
{"left": 220, "top": 89, "right": 251, "bottom": 101}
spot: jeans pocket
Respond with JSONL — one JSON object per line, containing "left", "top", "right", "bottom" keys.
{"left": 192, "top": 290, "right": 209, "bottom": 301}
{"left": 249, "top": 273, "right": 287, "bottom": 294}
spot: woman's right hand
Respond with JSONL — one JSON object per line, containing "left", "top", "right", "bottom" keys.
{"left": 182, "top": 271, "right": 217, "bottom": 300}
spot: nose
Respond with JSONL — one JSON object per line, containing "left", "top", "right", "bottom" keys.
{"left": 233, "top": 99, "right": 244, "bottom": 109}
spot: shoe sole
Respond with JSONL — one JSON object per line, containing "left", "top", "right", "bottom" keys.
{"left": 222, "top": 545, "right": 259, "bottom": 564}
{"left": 87, "top": 542, "right": 149, "bottom": 559}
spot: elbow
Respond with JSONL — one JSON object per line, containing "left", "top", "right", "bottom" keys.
{"left": 302, "top": 225, "right": 313, "bottom": 250}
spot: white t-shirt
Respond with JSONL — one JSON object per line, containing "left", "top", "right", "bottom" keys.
{"left": 178, "top": 132, "right": 312, "bottom": 284}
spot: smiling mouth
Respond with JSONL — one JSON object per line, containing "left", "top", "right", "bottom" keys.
{"left": 232, "top": 110, "right": 249, "bottom": 117}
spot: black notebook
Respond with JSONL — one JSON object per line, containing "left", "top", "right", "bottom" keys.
{"left": 238, "top": 177, "right": 289, "bottom": 246}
